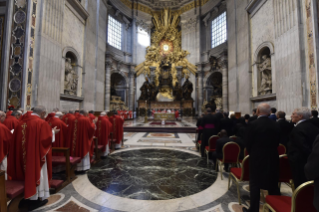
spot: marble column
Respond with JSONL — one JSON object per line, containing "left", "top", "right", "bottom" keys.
{"left": 105, "top": 55, "right": 113, "bottom": 111}
{"left": 197, "top": 64, "right": 203, "bottom": 115}
{"left": 219, "top": 52, "right": 228, "bottom": 111}
{"left": 129, "top": 65, "right": 135, "bottom": 110}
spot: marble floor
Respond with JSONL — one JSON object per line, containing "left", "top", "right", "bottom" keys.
{"left": 26, "top": 119, "right": 293, "bottom": 212}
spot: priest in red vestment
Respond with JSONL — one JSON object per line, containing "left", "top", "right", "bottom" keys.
{"left": 0, "top": 121, "right": 13, "bottom": 180}
{"left": 47, "top": 112, "right": 68, "bottom": 157}
{"left": 7, "top": 106, "right": 59, "bottom": 211}
{"left": 96, "top": 112, "right": 112, "bottom": 157}
{"left": 0, "top": 110, "right": 6, "bottom": 123}
{"left": 3, "top": 110, "right": 19, "bottom": 131}
{"left": 88, "top": 110, "right": 96, "bottom": 122}
{"left": 70, "top": 110, "right": 96, "bottom": 172}
{"left": 108, "top": 112, "right": 124, "bottom": 149}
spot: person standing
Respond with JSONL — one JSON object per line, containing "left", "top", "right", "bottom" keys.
{"left": 200, "top": 106, "right": 220, "bottom": 157}
{"left": 3, "top": 110, "right": 19, "bottom": 131}
{"left": 276, "top": 111, "right": 294, "bottom": 148}
{"left": 269, "top": 107, "right": 277, "bottom": 121}
{"left": 248, "top": 108, "right": 257, "bottom": 123}
{"left": 309, "top": 110, "right": 319, "bottom": 129}
{"left": 288, "top": 108, "right": 319, "bottom": 188}
{"left": 7, "top": 106, "right": 60, "bottom": 211}
{"left": 305, "top": 134, "right": 319, "bottom": 211}
{"left": 220, "top": 112, "right": 234, "bottom": 136}
{"left": 0, "top": 120, "right": 13, "bottom": 180}
{"left": 243, "top": 103, "right": 281, "bottom": 212}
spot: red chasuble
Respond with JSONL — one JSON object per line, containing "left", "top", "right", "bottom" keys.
{"left": 109, "top": 115, "right": 124, "bottom": 144}
{"left": 47, "top": 117, "right": 68, "bottom": 156}
{"left": 45, "top": 113, "right": 55, "bottom": 122}
{"left": 89, "top": 114, "right": 96, "bottom": 122}
{"left": 95, "top": 116, "right": 112, "bottom": 152}
{"left": 6, "top": 111, "right": 13, "bottom": 116}
{"left": 3, "top": 115, "right": 19, "bottom": 131}
{"left": 7, "top": 115, "right": 53, "bottom": 199}
{"left": 62, "top": 114, "right": 76, "bottom": 153}
{"left": 71, "top": 115, "right": 95, "bottom": 158}
{"left": 0, "top": 123, "right": 12, "bottom": 163}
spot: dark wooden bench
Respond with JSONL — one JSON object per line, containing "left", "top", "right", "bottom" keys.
{"left": 52, "top": 147, "right": 81, "bottom": 189}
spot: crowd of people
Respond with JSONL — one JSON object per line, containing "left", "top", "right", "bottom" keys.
{"left": 196, "top": 103, "right": 319, "bottom": 212}
{"left": 0, "top": 106, "right": 124, "bottom": 211}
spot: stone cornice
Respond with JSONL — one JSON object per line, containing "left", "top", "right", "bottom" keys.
{"left": 66, "top": 0, "right": 89, "bottom": 20}
{"left": 246, "top": 0, "right": 268, "bottom": 17}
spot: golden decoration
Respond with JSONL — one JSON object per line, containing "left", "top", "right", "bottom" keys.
{"left": 135, "top": 8, "right": 197, "bottom": 91}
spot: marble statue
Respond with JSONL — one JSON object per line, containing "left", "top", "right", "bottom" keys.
{"left": 258, "top": 55, "right": 272, "bottom": 95}
{"left": 139, "top": 77, "right": 151, "bottom": 100}
{"left": 64, "top": 58, "right": 78, "bottom": 96}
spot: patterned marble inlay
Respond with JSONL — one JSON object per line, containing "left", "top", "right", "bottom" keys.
{"left": 87, "top": 149, "right": 217, "bottom": 200}
{"left": 146, "top": 132, "right": 176, "bottom": 138}
{"left": 137, "top": 139, "right": 182, "bottom": 143}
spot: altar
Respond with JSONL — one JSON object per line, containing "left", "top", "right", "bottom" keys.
{"left": 154, "top": 113, "right": 175, "bottom": 121}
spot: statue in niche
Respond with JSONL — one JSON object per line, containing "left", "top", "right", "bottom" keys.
{"left": 150, "top": 81, "right": 159, "bottom": 101}
{"left": 110, "top": 85, "right": 118, "bottom": 97}
{"left": 258, "top": 55, "right": 272, "bottom": 96}
{"left": 64, "top": 58, "right": 78, "bottom": 96}
{"left": 182, "top": 75, "right": 193, "bottom": 100}
{"left": 173, "top": 82, "right": 183, "bottom": 101}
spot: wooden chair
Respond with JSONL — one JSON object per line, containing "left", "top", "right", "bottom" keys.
{"left": 278, "top": 144, "right": 286, "bottom": 155}
{"left": 0, "top": 171, "right": 6, "bottom": 212}
{"left": 228, "top": 155, "right": 250, "bottom": 205}
{"left": 216, "top": 142, "right": 241, "bottom": 180}
{"left": 51, "top": 148, "right": 81, "bottom": 187}
{"left": 263, "top": 181, "right": 316, "bottom": 212}
{"left": 205, "top": 135, "right": 219, "bottom": 164}
{"left": 278, "top": 154, "right": 295, "bottom": 192}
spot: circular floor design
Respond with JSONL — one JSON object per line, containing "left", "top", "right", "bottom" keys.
{"left": 87, "top": 149, "right": 217, "bottom": 200}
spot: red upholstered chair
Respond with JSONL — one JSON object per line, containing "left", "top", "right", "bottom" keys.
{"left": 229, "top": 135, "right": 237, "bottom": 140}
{"left": 228, "top": 155, "right": 250, "bottom": 205}
{"left": 205, "top": 135, "right": 219, "bottom": 164}
{"left": 216, "top": 142, "right": 241, "bottom": 180}
{"left": 278, "top": 154, "right": 295, "bottom": 192}
{"left": 263, "top": 181, "right": 315, "bottom": 212}
{"left": 278, "top": 144, "right": 286, "bottom": 155}
{"left": 239, "top": 148, "right": 249, "bottom": 164}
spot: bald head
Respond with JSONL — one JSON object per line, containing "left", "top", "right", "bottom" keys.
{"left": 257, "top": 103, "right": 271, "bottom": 116}
{"left": 33, "top": 106, "right": 47, "bottom": 119}
{"left": 0, "top": 110, "right": 5, "bottom": 123}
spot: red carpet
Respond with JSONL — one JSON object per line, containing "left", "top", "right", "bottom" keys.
{"left": 150, "top": 121, "right": 177, "bottom": 126}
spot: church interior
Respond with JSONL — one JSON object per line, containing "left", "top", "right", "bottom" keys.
{"left": 1, "top": 0, "right": 319, "bottom": 211}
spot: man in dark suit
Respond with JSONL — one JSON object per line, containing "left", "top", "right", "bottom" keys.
{"left": 288, "top": 108, "right": 319, "bottom": 189}
{"left": 276, "top": 111, "right": 294, "bottom": 147}
{"left": 248, "top": 108, "right": 257, "bottom": 123}
{"left": 269, "top": 107, "right": 277, "bottom": 121}
{"left": 200, "top": 107, "right": 221, "bottom": 157}
{"left": 196, "top": 114, "right": 204, "bottom": 150}
{"left": 242, "top": 103, "right": 281, "bottom": 212}
{"left": 305, "top": 135, "right": 319, "bottom": 211}
{"left": 221, "top": 112, "right": 234, "bottom": 136}
{"left": 309, "top": 110, "right": 319, "bottom": 129}
{"left": 211, "top": 130, "right": 232, "bottom": 171}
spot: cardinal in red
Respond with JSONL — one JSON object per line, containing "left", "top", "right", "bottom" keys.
{"left": 7, "top": 106, "right": 60, "bottom": 211}
{"left": 2, "top": 110, "right": 19, "bottom": 131}
{"left": 47, "top": 112, "right": 68, "bottom": 157}
{"left": 70, "top": 110, "right": 96, "bottom": 171}
{"left": 108, "top": 111, "right": 124, "bottom": 149}
{"left": 96, "top": 112, "right": 112, "bottom": 156}
{"left": 0, "top": 120, "right": 13, "bottom": 180}
{"left": 88, "top": 110, "right": 96, "bottom": 122}
{"left": 0, "top": 110, "right": 6, "bottom": 124}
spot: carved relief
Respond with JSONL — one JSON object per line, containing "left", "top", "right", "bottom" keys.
{"left": 64, "top": 58, "right": 78, "bottom": 96}
{"left": 258, "top": 54, "right": 272, "bottom": 96}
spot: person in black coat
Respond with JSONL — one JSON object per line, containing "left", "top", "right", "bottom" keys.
{"left": 220, "top": 112, "right": 234, "bottom": 136}
{"left": 309, "top": 110, "right": 319, "bottom": 129}
{"left": 288, "top": 108, "right": 319, "bottom": 189}
{"left": 211, "top": 130, "right": 232, "bottom": 171}
{"left": 242, "top": 103, "right": 281, "bottom": 212}
{"left": 196, "top": 114, "right": 204, "bottom": 149}
{"left": 248, "top": 108, "right": 257, "bottom": 123}
{"left": 276, "top": 111, "right": 294, "bottom": 148}
{"left": 305, "top": 135, "right": 319, "bottom": 211}
{"left": 200, "top": 107, "right": 221, "bottom": 157}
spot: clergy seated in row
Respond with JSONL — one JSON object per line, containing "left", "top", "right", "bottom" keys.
{"left": 0, "top": 112, "right": 12, "bottom": 180}
{"left": 7, "top": 106, "right": 60, "bottom": 211}
{"left": 96, "top": 112, "right": 113, "bottom": 157}
{"left": 210, "top": 130, "right": 244, "bottom": 171}
{"left": 67, "top": 110, "right": 96, "bottom": 173}
{"left": 108, "top": 111, "right": 124, "bottom": 149}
